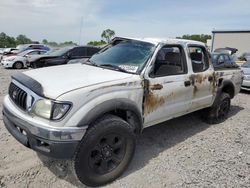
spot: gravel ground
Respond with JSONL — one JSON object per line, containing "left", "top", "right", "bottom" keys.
{"left": 0, "top": 66, "right": 250, "bottom": 188}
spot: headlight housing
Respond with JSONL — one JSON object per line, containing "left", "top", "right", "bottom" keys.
{"left": 243, "top": 74, "right": 250, "bottom": 80}
{"left": 32, "top": 99, "right": 71, "bottom": 120}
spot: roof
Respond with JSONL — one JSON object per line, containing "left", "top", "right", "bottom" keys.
{"left": 113, "top": 36, "right": 205, "bottom": 46}
{"left": 212, "top": 30, "right": 250, "bottom": 34}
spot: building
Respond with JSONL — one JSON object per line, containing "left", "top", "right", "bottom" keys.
{"left": 211, "top": 30, "right": 250, "bottom": 56}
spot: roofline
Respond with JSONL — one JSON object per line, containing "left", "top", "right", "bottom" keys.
{"left": 212, "top": 30, "right": 250, "bottom": 34}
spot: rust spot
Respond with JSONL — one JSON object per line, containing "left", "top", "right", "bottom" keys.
{"left": 150, "top": 84, "right": 163, "bottom": 90}
{"left": 144, "top": 91, "right": 174, "bottom": 115}
{"left": 189, "top": 74, "right": 211, "bottom": 96}
{"left": 144, "top": 93, "right": 165, "bottom": 115}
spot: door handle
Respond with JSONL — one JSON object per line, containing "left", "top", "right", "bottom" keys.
{"left": 184, "top": 80, "right": 191, "bottom": 87}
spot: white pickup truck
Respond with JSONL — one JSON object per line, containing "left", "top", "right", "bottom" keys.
{"left": 2, "top": 37, "right": 243, "bottom": 186}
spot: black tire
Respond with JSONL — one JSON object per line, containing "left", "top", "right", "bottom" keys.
{"left": 73, "top": 115, "right": 136, "bottom": 187}
{"left": 13, "top": 61, "right": 23, "bottom": 69}
{"left": 204, "top": 92, "right": 231, "bottom": 124}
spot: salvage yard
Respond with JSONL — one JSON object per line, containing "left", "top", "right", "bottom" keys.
{"left": 0, "top": 66, "right": 250, "bottom": 188}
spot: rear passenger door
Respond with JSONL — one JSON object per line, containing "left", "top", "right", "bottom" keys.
{"left": 188, "top": 45, "right": 214, "bottom": 111}
{"left": 143, "top": 45, "right": 193, "bottom": 127}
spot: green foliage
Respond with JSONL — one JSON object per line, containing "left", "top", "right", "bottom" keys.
{"left": 176, "top": 34, "right": 211, "bottom": 43}
{"left": 42, "top": 39, "right": 77, "bottom": 47}
{"left": 0, "top": 32, "right": 17, "bottom": 48}
{"left": 15, "top": 34, "right": 32, "bottom": 45}
{"left": 101, "top": 29, "right": 115, "bottom": 43}
{"left": 87, "top": 40, "right": 107, "bottom": 46}
{"left": 87, "top": 29, "right": 115, "bottom": 46}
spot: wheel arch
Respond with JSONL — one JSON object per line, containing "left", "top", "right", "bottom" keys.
{"left": 77, "top": 98, "right": 143, "bottom": 134}
{"left": 220, "top": 80, "right": 235, "bottom": 99}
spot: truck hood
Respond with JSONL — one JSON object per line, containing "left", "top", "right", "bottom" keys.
{"left": 23, "top": 64, "right": 134, "bottom": 98}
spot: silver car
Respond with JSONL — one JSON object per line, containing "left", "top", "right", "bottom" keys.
{"left": 241, "top": 61, "right": 250, "bottom": 91}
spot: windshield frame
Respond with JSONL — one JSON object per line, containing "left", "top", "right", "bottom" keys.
{"left": 88, "top": 39, "right": 156, "bottom": 75}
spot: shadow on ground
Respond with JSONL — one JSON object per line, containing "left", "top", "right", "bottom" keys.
{"left": 38, "top": 105, "right": 243, "bottom": 187}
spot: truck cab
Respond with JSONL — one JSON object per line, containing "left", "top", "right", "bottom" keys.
{"left": 2, "top": 37, "right": 243, "bottom": 187}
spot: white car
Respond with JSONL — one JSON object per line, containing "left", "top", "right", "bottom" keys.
{"left": 241, "top": 61, "right": 250, "bottom": 91}
{"left": 1, "top": 49, "right": 47, "bottom": 69}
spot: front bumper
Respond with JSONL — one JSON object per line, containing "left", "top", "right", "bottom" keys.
{"left": 241, "top": 79, "right": 250, "bottom": 91}
{"left": 1, "top": 60, "right": 14, "bottom": 68}
{"left": 2, "top": 99, "right": 87, "bottom": 159}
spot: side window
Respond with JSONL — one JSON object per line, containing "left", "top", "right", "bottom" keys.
{"left": 27, "top": 51, "right": 39, "bottom": 55}
{"left": 71, "top": 47, "right": 87, "bottom": 57}
{"left": 189, "top": 46, "right": 209, "bottom": 73}
{"left": 151, "top": 45, "right": 187, "bottom": 77}
{"left": 218, "top": 55, "right": 225, "bottom": 64}
{"left": 224, "top": 55, "right": 230, "bottom": 61}
{"left": 87, "top": 47, "right": 100, "bottom": 56}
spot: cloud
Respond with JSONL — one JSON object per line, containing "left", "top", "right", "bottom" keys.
{"left": 0, "top": 0, "right": 250, "bottom": 44}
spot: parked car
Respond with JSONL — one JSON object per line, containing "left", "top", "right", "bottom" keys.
{"left": 211, "top": 52, "right": 238, "bottom": 69}
{"left": 29, "top": 46, "right": 100, "bottom": 68}
{"left": 2, "top": 37, "right": 243, "bottom": 186}
{"left": 239, "top": 52, "right": 250, "bottom": 61}
{"left": 1, "top": 49, "right": 47, "bottom": 69}
{"left": 214, "top": 47, "right": 238, "bottom": 55}
{"left": 67, "top": 58, "right": 88, "bottom": 64}
{"left": 16, "top": 44, "right": 50, "bottom": 53}
{"left": 0, "top": 48, "right": 18, "bottom": 61}
{"left": 240, "top": 60, "right": 250, "bottom": 91}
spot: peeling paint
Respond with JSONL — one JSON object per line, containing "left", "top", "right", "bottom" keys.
{"left": 144, "top": 90, "right": 174, "bottom": 115}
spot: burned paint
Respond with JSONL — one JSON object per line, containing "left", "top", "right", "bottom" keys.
{"left": 150, "top": 83, "right": 163, "bottom": 90}
{"left": 144, "top": 93, "right": 166, "bottom": 115}
{"left": 189, "top": 74, "right": 210, "bottom": 95}
{"left": 144, "top": 91, "right": 174, "bottom": 115}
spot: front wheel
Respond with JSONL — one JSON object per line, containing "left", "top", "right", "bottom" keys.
{"left": 204, "top": 92, "right": 231, "bottom": 124}
{"left": 73, "top": 115, "right": 136, "bottom": 187}
{"left": 13, "top": 61, "right": 23, "bottom": 69}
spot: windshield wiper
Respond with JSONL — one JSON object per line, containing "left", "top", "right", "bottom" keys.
{"left": 99, "top": 64, "right": 131, "bottom": 73}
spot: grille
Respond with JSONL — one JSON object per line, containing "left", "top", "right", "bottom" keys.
{"left": 9, "top": 83, "right": 27, "bottom": 110}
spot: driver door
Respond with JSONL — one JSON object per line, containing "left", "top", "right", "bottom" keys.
{"left": 143, "top": 45, "right": 193, "bottom": 127}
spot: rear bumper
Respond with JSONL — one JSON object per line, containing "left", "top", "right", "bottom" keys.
{"left": 2, "top": 104, "right": 86, "bottom": 159}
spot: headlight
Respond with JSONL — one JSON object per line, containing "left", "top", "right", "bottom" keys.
{"left": 32, "top": 99, "right": 71, "bottom": 120}
{"left": 51, "top": 102, "right": 71, "bottom": 120}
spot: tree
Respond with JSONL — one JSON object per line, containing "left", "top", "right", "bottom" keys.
{"left": 87, "top": 40, "right": 107, "bottom": 46}
{"left": 42, "top": 39, "right": 48, "bottom": 44}
{"left": 0, "top": 32, "right": 16, "bottom": 48}
{"left": 101, "top": 29, "right": 115, "bottom": 43}
{"left": 176, "top": 34, "right": 211, "bottom": 43}
{"left": 15, "top": 34, "right": 32, "bottom": 45}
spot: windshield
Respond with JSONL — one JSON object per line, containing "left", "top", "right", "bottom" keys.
{"left": 47, "top": 47, "right": 71, "bottom": 56}
{"left": 242, "top": 61, "right": 250, "bottom": 68}
{"left": 89, "top": 40, "right": 156, "bottom": 74}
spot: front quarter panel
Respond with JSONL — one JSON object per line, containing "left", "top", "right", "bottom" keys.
{"left": 56, "top": 77, "right": 143, "bottom": 127}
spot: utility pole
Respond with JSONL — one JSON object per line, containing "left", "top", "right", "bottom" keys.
{"left": 78, "top": 16, "right": 83, "bottom": 45}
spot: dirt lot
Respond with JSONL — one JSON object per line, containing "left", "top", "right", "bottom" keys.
{"left": 0, "top": 66, "right": 250, "bottom": 188}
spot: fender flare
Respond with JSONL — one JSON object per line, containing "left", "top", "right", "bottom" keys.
{"left": 77, "top": 98, "right": 143, "bottom": 131}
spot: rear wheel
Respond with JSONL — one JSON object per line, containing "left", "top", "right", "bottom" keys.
{"left": 13, "top": 61, "right": 23, "bottom": 69}
{"left": 73, "top": 115, "right": 136, "bottom": 187}
{"left": 204, "top": 92, "right": 231, "bottom": 124}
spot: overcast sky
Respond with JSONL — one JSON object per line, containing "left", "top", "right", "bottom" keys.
{"left": 1, "top": 0, "right": 250, "bottom": 44}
